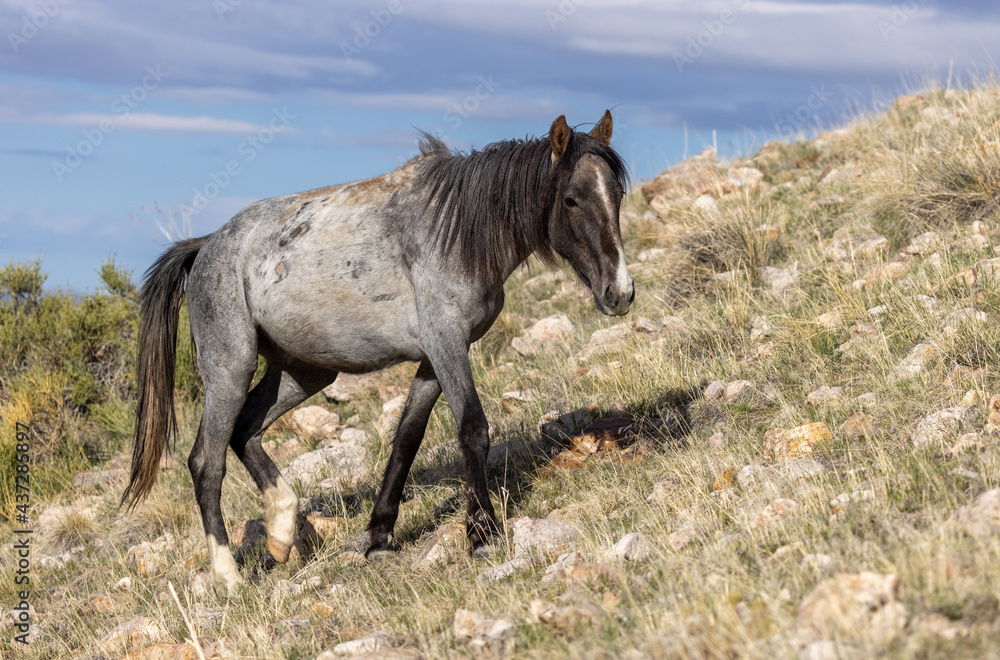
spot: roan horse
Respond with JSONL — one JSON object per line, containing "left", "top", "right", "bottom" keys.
{"left": 122, "top": 111, "right": 633, "bottom": 592}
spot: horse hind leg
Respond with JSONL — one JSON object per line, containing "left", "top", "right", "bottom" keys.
{"left": 189, "top": 360, "right": 257, "bottom": 594}
{"left": 229, "top": 363, "right": 336, "bottom": 564}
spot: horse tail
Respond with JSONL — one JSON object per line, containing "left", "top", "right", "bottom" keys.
{"left": 121, "top": 236, "right": 209, "bottom": 511}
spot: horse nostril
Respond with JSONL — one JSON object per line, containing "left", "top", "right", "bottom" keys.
{"left": 604, "top": 284, "right": 615, "bottom": 305}
{"left": 628, "top": 286, "right": 635, "bottom": 304}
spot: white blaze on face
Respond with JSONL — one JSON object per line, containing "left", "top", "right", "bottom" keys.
{"left": 589, "top": 157, "right": 633, "bottom": 298}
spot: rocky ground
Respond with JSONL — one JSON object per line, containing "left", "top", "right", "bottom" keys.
{"left": 5, "top": 85, "right": 1000, "bottom": 658}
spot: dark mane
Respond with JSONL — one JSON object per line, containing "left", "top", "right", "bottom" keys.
{"left": 414, "top": 129, "right": 629, "bottom": 278}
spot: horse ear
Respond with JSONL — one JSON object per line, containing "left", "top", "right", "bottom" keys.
{"left": 589, "top": 110, "right": 613, "bottom": 145}
{"left": 549, "top": 115, "right": 571, "bottom": 161}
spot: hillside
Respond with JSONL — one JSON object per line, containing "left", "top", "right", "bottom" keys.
{"left": 4, "top": 83, "right": 1000, "bottom": 659}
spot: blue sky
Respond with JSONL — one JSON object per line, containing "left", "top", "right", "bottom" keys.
{"left": 1, "top": 0, "right": 998, "bottom": 291}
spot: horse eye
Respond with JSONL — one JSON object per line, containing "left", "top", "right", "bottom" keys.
{"left": 564, "top": 197, "right": 577, "bottom": 208}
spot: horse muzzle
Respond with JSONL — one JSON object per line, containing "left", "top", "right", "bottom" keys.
{"left": 595, "top": 277, "right": 635, "bottom": 316}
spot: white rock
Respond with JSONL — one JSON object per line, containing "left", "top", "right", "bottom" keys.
{"left": 500, "top": 389, "right": 537, "bottom": 413}
{"left": 806, "top": 386, "right": 843, "bottom": 406}
{"left": 704, "top": 381, "right": 726, "bottom": 400}
{"left": 724, "top": 380, "right": 755, "bottom": 403}
{"left": 454, "top": 609, "right": 517, "bottom": 658}
{"left": 283, "top": 442, "right": 370, "bottom": 491}
{"left": 727, "top": 166, "right": 764, "bottom": 189}
{"left": 377, "top": 395, "right": 408, "bottom": 435}
{"left": 940, "top": 308, "right": 987, "bottom": 335}
{"left": 912, "top": 406, "right": 978, "bottom": 448}
{"left": 289, "top": 406, "right": 341, "bottom": 441}
{"left": 606, "top": 532, "right": 654, "bottom": 562}
{"left": 947, "top": 488, "right": 1000, "bottom": 537}
{"left": 322, "top": 373, "right": 368, "bottom": 402}
{"left": 758, "top": 262, "right": 801, "bottom": 292}
{"left": 527, "top": 314, "right": 575, "bottom": 341}
{"left": 693, "top": 194, "right": 721, "bottom": 216}
{"left": 332, "top": 630, "right": 393, "bottom": 656}
{"left": 666, "top": 524, "right": 697, "bottom": 551}
{"left": 477, "top": 558, "right": 530, "bottom": 582}
{"left": 797, "top": 572, "right": 907, "bottom": 649}
{"left": 510, "top": 517, "right": 578, "bottom": 558}
{"left": 891, "top": 343, "right": 934, "bottom": 380}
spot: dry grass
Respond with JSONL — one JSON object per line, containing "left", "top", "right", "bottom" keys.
{"left": 5, "top": 82, "right": 1000, "bottom": 659}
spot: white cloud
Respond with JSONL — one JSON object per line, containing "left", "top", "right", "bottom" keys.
{"left": 21, "top": 112, "right": 286, "bottom": 134}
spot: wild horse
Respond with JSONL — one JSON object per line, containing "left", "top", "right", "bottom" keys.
{"left": 122, "top": 111, "right": 634, "bottom": 592}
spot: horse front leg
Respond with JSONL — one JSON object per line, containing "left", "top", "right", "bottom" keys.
{"left": 422, "top": 335, "right": 502, "bottom": 554}
{"left": 366, "top": 360, "right": 442, "bottom": 560}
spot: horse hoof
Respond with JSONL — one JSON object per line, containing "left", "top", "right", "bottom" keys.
{"left": 267, "top": 538, "right": 292, "bottom": 564}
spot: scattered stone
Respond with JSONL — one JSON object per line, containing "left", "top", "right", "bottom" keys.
{"left": 510, "top": 335, "right": 540, "bottom": 357}
{"left": 528, "top": 599, "right": 605, "bottom": 632}
{"left": 783, "top": 459, "right": 831, "bottom": 480}
{"left": 641, "top": 149, "right": 722, "bottom": 203}
{"left": 510, "top": 517, "right": 578, "bottom": 558}
{"left": 707, "top": 432, "right": 726, "bottom": 451}
{"left": 453, "top": 609, "right": 517, "bottom": 659}
{"left": 116, "top": 577, "right": 133, "bottom": 591}
{"left": 904, "top": 231, "right": 940, "bottom": 255}
{"left": 528, "top": 314, "right": 575, "bottom": 341}
{"left": 856, "top": 392, "right": 876, "bottom": 406}
{"left": 339, "top": 428, "right": 368, "bottom": 445}
{"left": 704, "top": 381, "right": 726, "bottom": 400}
{"left": 693, "top": 194, "right": 721, "bottom": 216}
{"left": 891, "top": 343, "right": 934, "bottom": 381}
{"left": 763, "top": 422, "right": 833, "bottom": 461}
{"left": 912, "top": 406, "right": 978, "bottom": 448}
{"left": 852, "top": 236, "right": 890, "bottom": 260}
{"left": 988, "top": 394, "right": 1000, "bottom": 428}
{"left": 736, "top": 464, "right": 781, "bottom": 490}
{"left": 283, "top": 441, "right": 370, "bottom": 491}
{"left": 377, "top": 395, "right": 408, "bottom": 435}
{"left": 100, "top": 616, "right": 168, "bottom": 650}
{"left": 940, "top": 308, "right": 988, "bottom": 335}
{"left": 724, "top": 380, "right": 755, "bottom": 403}
{"left": 758, "top": 262, "right": 801, "bottom": 293}
{"left": 841, "top": 412, "right": 876, "bottom": 439}
{"left": 637, "top": 247, "right": 667, "bottom": 262}
{"left": 797, "top": 572, "right": 907, "bottom": 649}
{"left": 910, "top": 613, "right": 973, "bottom": 643}
{"left": 500, "top": 390, "right": 537, "bottom": 413}
{"left": 806, "top": 386, "right": 843, "bottom": 406}
{"left": 665, "top": 525, "right": 697, "bottom": 551}
{"left": 322, "top": 373, "right": 369, "bottom": 402}
{"left": 88, "top": 595, "right": 115, "bottom": 613}
{"left": 727, "top": 166, "right": 764, "bottom": 189}
{"left": 412, "top": 523, "right": 467, "bottom": 570}
{"left": 816, "top": 311, "right": 842, "bottom": 329}
{"left": 946, "top": 488, "right": 1000, "bottom": 537}
{"left": 126, "top": 534, "right": 174, "bottom": 576}
{"left": 288, "top": 406, "right": 340, "bottom": 442}
{"left": 753, "top": 498, "right": 799, "bottom": 529}
{"left": 329, "top": 630, "right": 393, "bottom": 656}
{"left": 606, "top": 532, "right": 654, "bottom": 562}
{"left": 712, "top": 467, "right": 736, "bottom": 491}
{"left": 477, "top": 558, "right": 531, "bottom": 582}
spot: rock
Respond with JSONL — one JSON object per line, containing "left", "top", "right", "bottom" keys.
{"left": 412, "top": 523, "right": 466, "bottom": 569}
{"left": 283, "top": 442, "right": 370, "bottom": 491}
{"left": 947, "top": 488, "right": 1000, "bottom": 537}
{"left": 806, "top": 386, "right": 843, "bottom": 406}
{"left": 510, "top": 517, "right": 578, "bottom": 558}
{"left": 477, "top": 558, "right": 531, "bottom": 582}
{"left": 856, "top": 392, "right": 876, "bottom": 406}
{"left": 303, "top": 515, "right": 347, "bottom": 542}
{"left": 693, "top": 194, "right": 721, "bottom": 216}
{"left": 736, "top": 463, "right": 781, "bottom": 490}
{"left": 727, "top": 166, "right": 764, "bottom": 189}
{"left": 527, "top": 314, "right": 575, "bottom": 341}
{"left": 852, "top": 236, "right": 890, "bottom": 260}
{"left": 528, "top": 599, "right": 605, "bottom": 631}
{"left": 816, "top": 311, "right": 842, "bottom": 329}
{"left": 704, "top": 381, "right": 726, "bottom": 400}
{"left": 910, "top": 613, "right": 973, "bottom": 643}
{"left": 989, "top": 394, "right": 1000, "bottom": 428}
{"left": 758, "top": 262, "right": 801, "bottom": 293}
{"left": 637, "top": 247, "right": 668, "bottom": 262}
{"left": 707, "top": 432, "right": 726, "bottom": 451}
{"left": 763, "top": 422, "right": 833, "bottom": 461}
{"left": 377, "top": 395, "right": 408, "bottom": 435}
{"left": 123, "top": 641, "right": 213, "bottom": 660}
{"left": 840, "top": 412, "right": 876, "bottom": 439}
{"left": 904, "top": 231, "right": 940, "bottom": 255}
{"left": 606, "top": 532, "right": 654, "bottom": 562}
{"left": 339, "top": 427, "right": 368, "bottom": 444}
{"left": 641, "top": 149, "right": 722, "bottom": 203}
{"left": 322, "top": 373, "right": 369, "bottom": 402}
{"left": 959, "top": 389, "right": 988, "bottom": 407}
{"left": 796, "top": 573, "right": 907, "bottom": 649}
{"left": 100, "top": 616, "right": 168, "bottom": 649}
{"left": 724, "top": 380, "right": 755, "bottom": 403}
{"left": 510, "top": 336, "right": 540, "bottom": 357}
{"left": 126, "top": 534, "right": 174, "bottom": 576}
{"left": 753, "top": 498, "right": 799, "bottom": 529}
{"left": 453, "top": 609, "right": 517, "bottom": 659}
{"left": 665, "top": 525, "right": 697, "bottom": 551}
{"left": 911, "top": 406, "right": 978, "bottom": 448}
{"left": 330, "top": 630, "right": 392, "bottom": 656}
{"left": 940, "top": 308, "right": 988, "bottom": 335}
{"left": 288, "top": 406, "right": 340, "bottom": 441}
{"left": 783, "top": 459, "right": 830, "bottom": 480}
{"left": 500, "top": 390, "right": 537, "bottom": 413}
{"left": 891, "top": 343, "right": 934, "bottom": 381}
{"left": 712, "top": 467, "right": 736, "bottom": 491}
